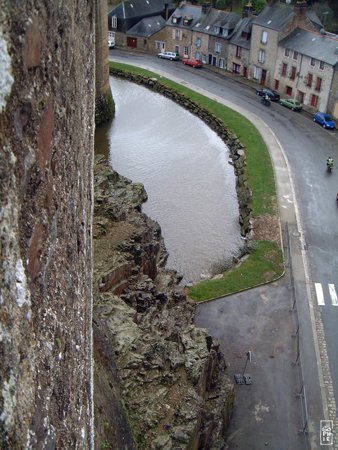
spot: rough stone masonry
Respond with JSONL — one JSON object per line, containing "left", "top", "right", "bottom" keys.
{"left": 0, "top": 2, "right": 95, "bottom": 448}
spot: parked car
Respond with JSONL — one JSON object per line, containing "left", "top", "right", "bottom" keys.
{"left": 108, "top": 40, "right": 115, "bottom": 49}
{"left": 313, "top": 112, "right": 336, "bottom": 129}
{"left": 256, "top": 88, "right": 280, "bottom": 102}
{"left": 182, "top": 58, "right": 203, "bottom": 68}
{"left": 279, "top": 98, "right": 302, "bottom": 111}
{"left": 157, "top": 51, "right": 179, "bottom": 61}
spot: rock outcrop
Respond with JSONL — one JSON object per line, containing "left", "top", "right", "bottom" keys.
{"left": 93, "top": 156, "right": 234, "bottom": 449}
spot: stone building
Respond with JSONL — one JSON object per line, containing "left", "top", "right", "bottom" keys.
{"left": 248, "top": 1, "right": 320, "bottom": 86}
{"left": 228, "top": 16, "right": 254, "bottom": 76}
{"left": 275, "top": 28, "right": 338, "bottom": 112}
{"left": 108, "top": 0, "right": 174, "bottom": 48}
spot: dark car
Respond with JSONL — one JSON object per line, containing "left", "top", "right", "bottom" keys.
{"left": 256, "top": 88, "right": 280, "bottom": 102}
{"left": 313, "top": 112, "right": 336, "bottom": 129}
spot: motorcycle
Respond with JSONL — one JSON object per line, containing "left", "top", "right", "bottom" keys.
{"left": 261, "top": 96, "right": 271, "bottom": 107}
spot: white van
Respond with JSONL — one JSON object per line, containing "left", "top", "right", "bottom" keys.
{"left": 157, "top": 51, "right": 179, "bottom": 61}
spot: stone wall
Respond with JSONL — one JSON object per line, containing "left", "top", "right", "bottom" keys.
{"left": 95, "top": 0, "right": 115, "bottom": 125}
{"left": 109, "top": 68, "right": 253, "bottom": 237}
{"left": 0, "top": 3, "right": 95, "bottom": 448}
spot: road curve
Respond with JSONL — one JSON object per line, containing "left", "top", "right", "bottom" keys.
{"left": 109, "top": 51, "right": 338, "bottom": 448}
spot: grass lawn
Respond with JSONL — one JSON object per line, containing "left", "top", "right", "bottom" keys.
{"left": 109, "top": 61, "right": 284, "bottom": 300}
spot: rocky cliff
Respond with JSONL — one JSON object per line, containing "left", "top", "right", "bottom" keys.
{"left": 93, "top": 156, "right": 234, "bottom": 449}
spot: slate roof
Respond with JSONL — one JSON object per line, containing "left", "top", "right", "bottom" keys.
{"left": 252, "top": 2, "right": 323, "bottom": 33}
{"left": 229, "top": 17, "right": 254, "bottom": 50}
{"left": 126, "top": 15, "right": 165, "bottom": 36}
{"left": 193, "top": 10, "right": 241, "bottom": 37}
{"left": 252, "top": 3, "right": 294, "bottom": 30}
{"left": 165, "top": 4, "right": 202, "bottom": 28}
{"left": 280, "top": 28, "right": 338, "bottom": 66}
{"left": 109, "top": 0, "right": 172, "bottom": 20}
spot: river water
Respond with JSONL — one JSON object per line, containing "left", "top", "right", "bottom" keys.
{"left": 95, "top": 77, "right": 242, "bottom": 284}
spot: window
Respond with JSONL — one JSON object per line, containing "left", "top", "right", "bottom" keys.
{"left": 241, "top": 31, "right": 249, "bottom": 40}
{"left": 111, "top": 15, "right": 117, "bottom": 28}
{"left": 293, "top": 51, "right": 298, "bottom": 60}
{"left": 195, "top": 51, "right": 201, "bottom": 60}
{"left": 290, "top": 66, "right": 296, "bottom": 80}
{"left": 319, "top": 61, "right": 325, "bottom": 70}
{"left": 306, "top": 73, "right": 313, "bottom": 87}
{"left": 286, "top": 86, "right": 292, "bottom": 96}
{"left": 219, "top": 58, "right": 225, "bottom": 69}
{"left": 298, "top": 91, "right": 304, "bottom": 103}
{"left": 253, "top": 66, "right": 260, "bottom": 80}
{"left": 143, "top": 39, "right": 147, "bottom": 46}
{"left": 195, "top": 37, "right": 201, "bottom": 48}
{"left": 232, "top": 63, "right": 240, "bottom": 74}
{"left": 175, "top": 29, "right": 181, "bottom": 40}
{"left": 184, "top": 46, "right": 189, "bottom": 56}
{"left": 236, "top": 46, "right": 241, "bottom": 58}
{"left": 274, "top": 79, "right": 279, "bottom": 90}
{"left": 172, "top": 16, "right": 177, "bottom": 24}
{"left": 215, "top": 42, "right": 221, "bottom": 54}
{"left": 155, "top": 41, "right": 165, "bottom": 51}
{"left": 310, "top": 94, "right": 318, "bottom": 107}
{"left": 261, "top": 30, "right": 268, "bottom": 44}
{"left": 282, "top": 63, "right": 287, "bottom": 76}
{"left": 315, "top": 77, "right": 322, "bottom": 92}
{"left": 258, "top": 49, "right": 265, "bottom": 63}
{"left": 214, "top": 26, "right": 220, "bottom": 34}
{"left": 222, "top": 28, "right": 228, "bottom": 37}
{"left": 310, "top": 58, "right": 316, "bottom": 66}
{"left": 285, "top": 48, "right": 289, "bottom": 57}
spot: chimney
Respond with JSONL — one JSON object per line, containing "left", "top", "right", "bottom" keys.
{"left": 201, "top": 2, "right": 211, "bottom": 14}
{"left": 243, "top": 0, "right": 253, "bottom": 17}
{"left": 164, "top": 3, "right": 169, "bottom": 21}
{"left": 294, "top": 0, "right": 308, "bottom": 16}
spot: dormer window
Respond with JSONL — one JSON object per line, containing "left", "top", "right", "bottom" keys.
{"left": 172, "top": 15, "right": 181, "bottom": 24}
{"left": 214, "top": 26, "right": 220, "bottom": 34}
{"left": 241, "top": 31, "right": 249, "bottom": 40}
{"left": 222, "top": 28, "right": 229, "bottom": 37}
{"left": 183, "top": 16, "right": 192, "bottom": 26}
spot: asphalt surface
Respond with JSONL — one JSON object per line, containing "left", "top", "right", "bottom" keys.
{"left": 109, "top": 50, "right": 338, "bottom": 449}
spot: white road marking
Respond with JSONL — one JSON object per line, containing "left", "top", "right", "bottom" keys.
{"left": 315, "top": 282, "right": 325, "bottom": 305}
{"left": 328, "top": 284, "right": 338, "bottom": 306}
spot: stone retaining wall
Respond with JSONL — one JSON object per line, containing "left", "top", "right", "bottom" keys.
{"left": 109, "top": 68, "right": 252, "bottom": 237}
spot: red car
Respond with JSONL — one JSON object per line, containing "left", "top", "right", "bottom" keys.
{"left": 182, "top": 58, "right": 203, "bottom": 68}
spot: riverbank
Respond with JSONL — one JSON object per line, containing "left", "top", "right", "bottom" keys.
{"left": 109, "top": 62, "right": 284, "bottom": 301}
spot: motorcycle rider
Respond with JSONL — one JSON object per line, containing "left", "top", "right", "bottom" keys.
{"left": 327, "top": 156, "right": 334, "bottom": 168}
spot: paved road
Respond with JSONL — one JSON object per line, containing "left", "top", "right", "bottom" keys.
{"left": 109, "top": 49, "right": 338, "bottom": 448}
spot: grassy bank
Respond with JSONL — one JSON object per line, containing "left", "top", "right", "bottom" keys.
{"left": 109, "top": 61, "right": 284, "bottom": 300}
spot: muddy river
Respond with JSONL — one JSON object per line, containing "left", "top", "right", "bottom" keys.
{"left": 95, "top": 77, "right": 242, "bottom": 284}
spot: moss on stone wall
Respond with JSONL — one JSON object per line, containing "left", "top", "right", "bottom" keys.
{"left": 95, "top": 89, "right": 115, "bottom": 126}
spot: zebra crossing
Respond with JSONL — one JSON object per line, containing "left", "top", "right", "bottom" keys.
{"left": 315, "top": 283, "right": 338, "bottom": 306}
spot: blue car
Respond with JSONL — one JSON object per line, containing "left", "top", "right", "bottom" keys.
{"left": 313, "top": 112, "right": 336, "bottom": 129}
